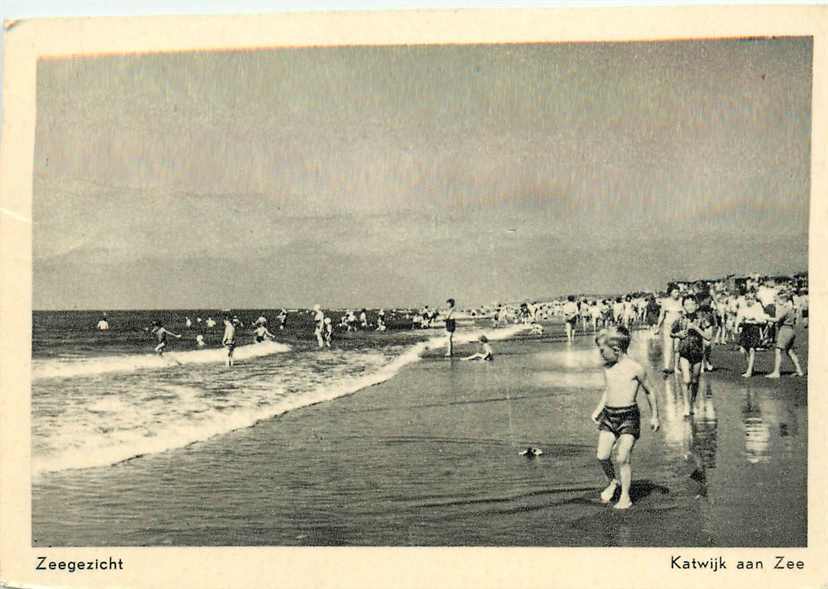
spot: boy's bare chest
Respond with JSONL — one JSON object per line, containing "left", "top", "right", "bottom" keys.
{"left": 605, "top": 362, "right": 640, "bottom": 400}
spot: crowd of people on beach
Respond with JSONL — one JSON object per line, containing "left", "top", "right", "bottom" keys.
{"left": 93, "top": 271, "right": 807, "bottom": 510}
{"left": 94, "top": 270, "right": 808, "bottom": 380}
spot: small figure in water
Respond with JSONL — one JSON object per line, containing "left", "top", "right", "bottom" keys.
{"left": 591, "top": 326, "right": 660, "bottom": 510}
{"left": 253, "top": 323, "right": 276, "bottom": 343}
{"left": 462, "top": 334, "right": 493, "bottom": 361}
{"left": 195, "top": 334, "right": 206, "bottom": 348}
{"left": 185, "top": 316, "right": 192, "bottom": 329}
{"left": 670, "top": 296, "right": 713, "bottom": 416}
{"left": 277, "top": 309, "right": 288, "bottom": 330}
{"left": 222, "top": 316, "right": 237, "bottom": 367}
{"left": 313, "top": 305, "right": 326, "bottom": 349}
{"left": 151, "top": 321, "right": 181, "bottom": 356}
{"left": 96, "top": 313, "right": 110, "bottom": 331}
{"left": 563, "top": 295, "right": 578, "bottom": 343}
{"left": 444, "top": 298, "right": 457, "bottom": 357}
{"left": 323, "top": 317, "right": 333, "bottom": 348}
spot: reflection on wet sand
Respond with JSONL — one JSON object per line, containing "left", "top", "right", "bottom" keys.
{"left": 679, "top": 380, "right": 719, "bottom": 498}
{"left": 692, "top": 380, "right": 718, "bottom": 471}
{"left": 742, "top": 388, "right": 771, "bottom": 464}
{"left": 659, "top": 375, "right": 685, "bottom": 453}
{"left": 778, "top": 398, "right": 800, "bottom": 455}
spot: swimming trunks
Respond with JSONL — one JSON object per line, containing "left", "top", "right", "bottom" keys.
{"left": 739, "top": 324, "right": 762, "bottom": 350}
{"left": 255, "top": 335, "right": 265, "bottom": 343}
{"left": 598, "top": 405, "right": 641, "bottom": 440}
{"left": 445, "top": 318, "right": 456, "bottom": 333}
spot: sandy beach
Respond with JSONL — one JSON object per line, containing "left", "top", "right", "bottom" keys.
{"left": 32, "top": 322, "right": 807, "bottom": 547}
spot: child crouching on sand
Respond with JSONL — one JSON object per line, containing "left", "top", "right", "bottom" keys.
{"left": 591, "top": 326, "right": 660, "bottom": 509}
{"left": 463, "top": 335, "right": 493, "bottom": 361}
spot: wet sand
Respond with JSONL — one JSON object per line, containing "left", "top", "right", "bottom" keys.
{"left": 32, "top": 324, "right": 807, "bottom": 546}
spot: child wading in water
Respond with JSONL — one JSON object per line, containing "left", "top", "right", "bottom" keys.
{"left": 671, "top": 296, "right": 713, "bottom": 416}
{"left": 151, "top": 321, "right": 182, "bottom": 356}
{"left": 591, "top": 326, "right": 660, "bottom": 509}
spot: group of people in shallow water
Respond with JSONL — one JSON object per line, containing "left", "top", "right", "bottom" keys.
{"left": 93, "top": 311, "right": 289, "bottom": 367}
{"left": 93, "top": 272, "right": 807, "bottom": 510}
{"left": 652, "top": 279, "right": 806, "bottom": 417}
{"left": 144, "top": 314, "right": 255, "bottom": 367}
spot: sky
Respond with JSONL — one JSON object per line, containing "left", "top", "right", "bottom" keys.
{"left": 32, "top": 38, "right": 811, "bottom": 309}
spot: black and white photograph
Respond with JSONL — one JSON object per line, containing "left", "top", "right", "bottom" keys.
{"left": 1, "top": 6, "right": 825, "bottom": 588}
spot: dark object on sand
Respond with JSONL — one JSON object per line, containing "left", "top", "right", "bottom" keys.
{"left": 519, "top": 446, "right": 543, "bottom": 457}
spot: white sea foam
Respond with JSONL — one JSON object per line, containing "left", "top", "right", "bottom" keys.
{"left": 32, "top": 341, "right": 292, "bottom": 381}
{"left": 32, "top": 325, "right": 531, "bottom": 476}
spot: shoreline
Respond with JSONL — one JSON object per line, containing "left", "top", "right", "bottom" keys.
{"left": 32, "top": 324, "right": 807, "bottom": 547}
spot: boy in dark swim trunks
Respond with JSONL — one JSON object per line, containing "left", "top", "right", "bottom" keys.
{"left": 591, "top": 326, "right": 660, "bottom": 510}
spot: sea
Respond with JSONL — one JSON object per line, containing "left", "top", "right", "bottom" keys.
{"left": 31, "top": 309, "right": 519, "bottom": 476}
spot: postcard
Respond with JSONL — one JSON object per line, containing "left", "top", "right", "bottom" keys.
{"left": 1, "top": 7, "right": 825, "bottom": 588}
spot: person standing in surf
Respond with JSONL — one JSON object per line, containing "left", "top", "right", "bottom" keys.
{"left": 644, "top": 295, "right": 660, "bottom": 328}
{"left": 313, "top": 305, "right": 326, "bottom": 349}
{"left": 563, "top": 295, "right": 578, "bottom": 343}
{"left": 591, "top": 326, "right": 660, "bottom": 510}
{"left": 444, "top": 298, "right": 457, "bottom": 357}
{"left": 670, "top": 296, "right": 713, "bottom": 416}
{"left": 765, "top": 290, "right": 806, "bottom": 378}
{"left": 96, "top": 313, "right": 110, "bottom": 331}
{"left": 655, "top": 286, "right": 683, "bottom": 374}
{"left": 151, "top": 321, "right": 181, "bottom": 356}
{"left": 222, "top": 316, "right": 237, "bottom": 367}
{"left": 736, "top": 290, "right": 769, "bottom": 378}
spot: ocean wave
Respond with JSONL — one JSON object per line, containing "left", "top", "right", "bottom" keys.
{"left": 32, "top": 325, "right": 530, "bottom": 475}
{"left": 32, "top": 341, "right": 292, "bottom": 381}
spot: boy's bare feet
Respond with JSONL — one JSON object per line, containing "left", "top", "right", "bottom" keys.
{"left": 765, "top": 372, "right": 781, "bottom": 379}
{"left": 600, "top": 480, "right": 619, "bottom": 503}
{"left": 614, "top": 496, "right": 633, "bottom": 510}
